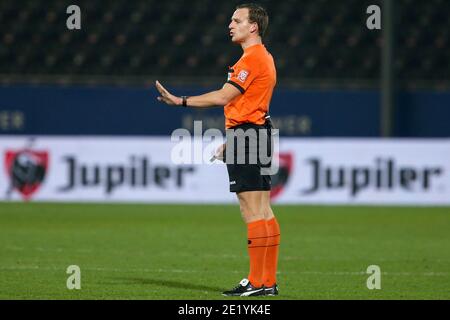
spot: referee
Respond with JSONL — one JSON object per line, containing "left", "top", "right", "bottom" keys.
{"left": 155, "top": 3, "right": 280, "bottom": 297}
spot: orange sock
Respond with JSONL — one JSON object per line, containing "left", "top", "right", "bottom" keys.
{"left": 247, "top": 219, "right": 268, "bottom": 288}
{"left": 263, "top": 217, "right": 280, "bottom": 287}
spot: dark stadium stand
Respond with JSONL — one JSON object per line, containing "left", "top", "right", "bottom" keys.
{"left": 0, "top": 0, "right": 448, "bottom": 87}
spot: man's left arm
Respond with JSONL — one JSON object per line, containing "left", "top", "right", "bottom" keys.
{"left": 155, "top": 81, "right": 241, "bottom": 108}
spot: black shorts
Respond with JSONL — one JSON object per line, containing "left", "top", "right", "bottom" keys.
{"left": 225, "top": 122, "right": 273, "bottom": 193}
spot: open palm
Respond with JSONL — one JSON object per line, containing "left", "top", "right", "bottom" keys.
{"left": 155, "top": 80, "right": 179, "bottom": 106}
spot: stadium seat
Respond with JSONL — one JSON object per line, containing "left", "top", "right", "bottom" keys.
{"left": 0, "top": 0, "right": 447, "bottom": 87}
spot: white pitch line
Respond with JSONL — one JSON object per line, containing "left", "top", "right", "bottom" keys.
{"left": 0, "top": 266, "right": 448, "bottom": 277}
{"left": 4, "top": 246, "right": 450, "bottom": 264}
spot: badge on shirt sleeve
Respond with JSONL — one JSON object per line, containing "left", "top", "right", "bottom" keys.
{"left": 227, "top": 67, "right": 234, "bottom": 81}
{"left": 237, "top": 70, "right": 249, "bottom": 83}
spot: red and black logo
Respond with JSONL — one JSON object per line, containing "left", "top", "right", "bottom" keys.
{"left": 5, "top": 149, "right": 49, "bottom": 200}
{"left": 270, "top": 153, "right": 293, "bottom": 200}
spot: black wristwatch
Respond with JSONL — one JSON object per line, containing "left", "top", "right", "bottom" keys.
{"left": 181, "top": 96, "right": 189, "bottom": 107}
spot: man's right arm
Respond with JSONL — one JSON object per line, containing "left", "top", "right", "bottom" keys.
{"left": 155, "top": 81, "right": 241, "bottom": 108}
{"left": 184, "top": 83, "right": 241, "bottom": 108}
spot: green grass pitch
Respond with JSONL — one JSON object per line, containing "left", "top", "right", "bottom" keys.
{"left": 0, "top": 203, "right": 449, "bottom": 300}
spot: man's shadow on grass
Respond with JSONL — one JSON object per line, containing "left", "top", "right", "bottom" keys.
{"left": 112, "top": 277, "right": 294, "bottom": 299}
{"left": 113, "top": 277, "right": 224, "bottom": 293}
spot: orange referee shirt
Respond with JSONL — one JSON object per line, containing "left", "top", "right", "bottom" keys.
{"left": 225, "top": 43, "right": 276, "bottom": 129}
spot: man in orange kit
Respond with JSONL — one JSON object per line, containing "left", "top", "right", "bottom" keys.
{"left": 155, "top": 3, "right": 280, "bottom": 297}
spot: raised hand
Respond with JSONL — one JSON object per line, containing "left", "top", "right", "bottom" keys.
{"left": 155, "top": 80, "right": 181, "bottom": 106}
